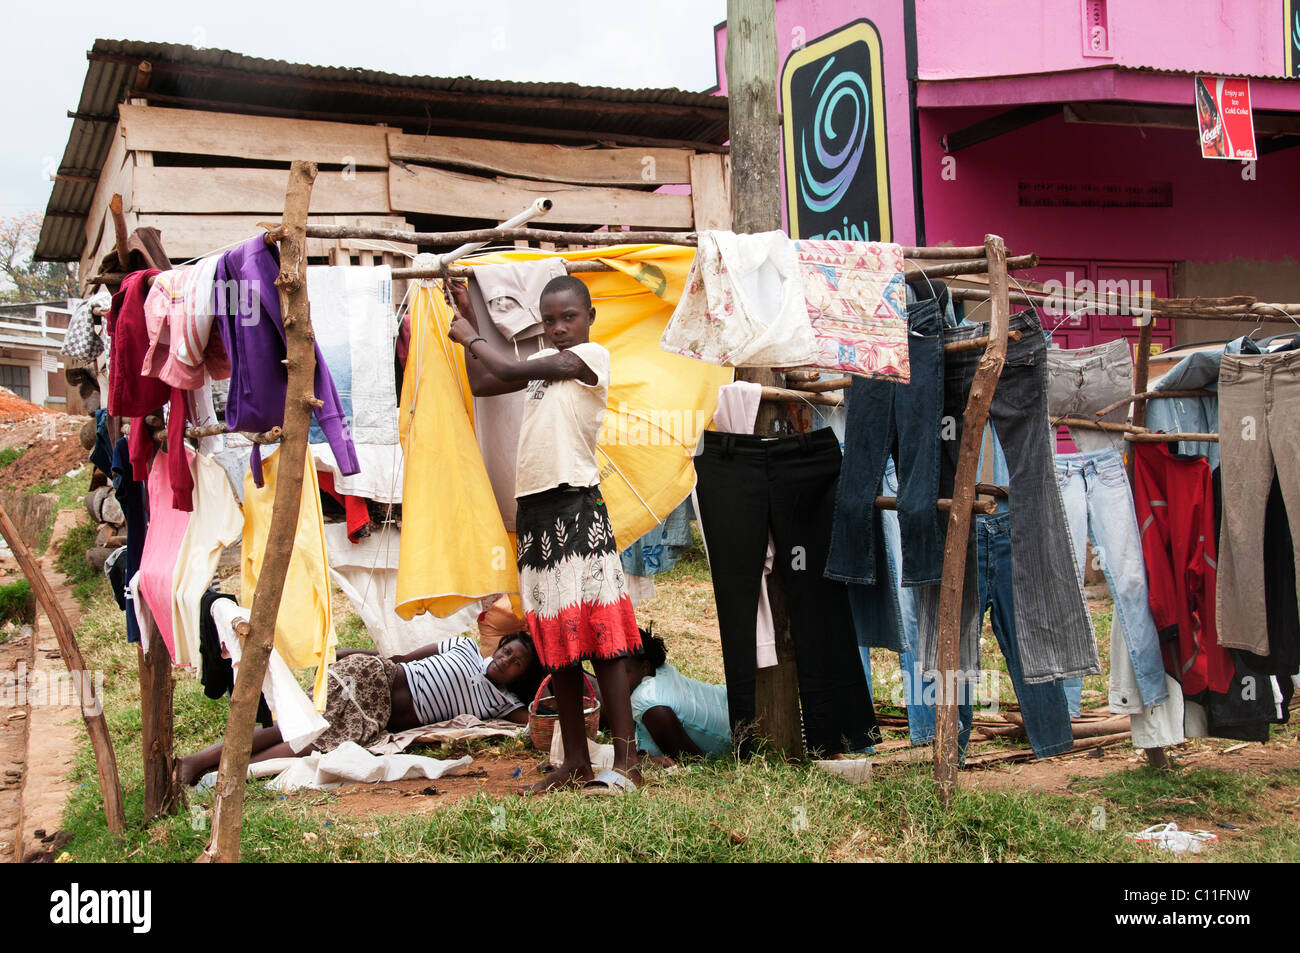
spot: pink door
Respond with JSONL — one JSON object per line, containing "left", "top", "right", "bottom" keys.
{"left": 1019, "top": 260, "right": 1175, "bottom": 453}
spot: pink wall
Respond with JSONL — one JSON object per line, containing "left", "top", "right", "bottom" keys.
{"left": 916, "top": 0, "right": 1286, "bottom": 80}
{"left": 918, "top": 106, "right": 1300, "bottom": 264}
{"left": 713, "top": 0, "right": 919, "bottom": 243}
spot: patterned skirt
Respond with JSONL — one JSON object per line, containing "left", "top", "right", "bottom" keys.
{"left": 516, "top": 484, "right": 641, "bottom": 672}
{"left": 313, "top": 654, "right": 397, "bottom": 753}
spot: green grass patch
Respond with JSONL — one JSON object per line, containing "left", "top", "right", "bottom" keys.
{"left": 0, "top": 578, "right": 34, "bottom": 628}
{"left": 29, "top": 465, "right": 92, "bottom": 511}
{"left": 0, "top": 446, "right": 26, "bottom": 469}
{"left": 55, "top": 517, "right": 108, "bottom": 604}
{"left": 1080, "top": 765, "right": 1266, "bottom": 823}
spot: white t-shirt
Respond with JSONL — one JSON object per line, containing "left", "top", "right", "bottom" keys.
{"left": 514, "top": 342, "right": 609, "bottom": 497}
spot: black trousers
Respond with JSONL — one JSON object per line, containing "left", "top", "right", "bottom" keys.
{"left": 694, "top": 428, "right": 880, "bottom": 755}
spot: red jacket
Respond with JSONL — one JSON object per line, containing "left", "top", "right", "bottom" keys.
{"left": 1133, "top": 442, "right": 1233, "bottom": 695}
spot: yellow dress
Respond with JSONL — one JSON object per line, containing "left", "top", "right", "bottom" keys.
{"left": 453, "top": 244, "right": 733, "bottom": 552}
{"left": 241, "top": 449, "right": 337, "bottom": 711}
{"left": 395, "top": 289, "right": 519, "bottom": 620}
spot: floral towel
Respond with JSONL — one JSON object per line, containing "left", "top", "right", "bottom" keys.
{"left": 796, "top": 239, "right": 909, "bottom": 383}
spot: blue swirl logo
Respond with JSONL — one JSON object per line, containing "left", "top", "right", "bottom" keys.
{"left": 798, "top": 56, "right": 869, "bottom": 214}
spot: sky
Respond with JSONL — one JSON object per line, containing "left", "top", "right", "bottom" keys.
{"left": 0, "top": 0, "right": 727, "bottom": 216}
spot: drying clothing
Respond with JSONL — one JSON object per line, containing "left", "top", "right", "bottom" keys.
{"left": 142, "top": 264, "right": 229, "bottom": 390}
{"left": 515, "top": 484, "right": 641, "bottom": 672}
{"left": 110, "top": 437, "right": 146, "bottom": 643}
{"left": 305, "top": 265, "right": 399, "bottom": 447}
{"left": 210, "top": 598, "right": 328, "bottom": 752}
{"left": 214, "top": 234, "right": 359, "bottom": 488}
{"left": 1216, "top": 348, "right": 1300, "bottom": 656}
{"left": 90, "top": 409, "right": 112, "bottom": 478}
{"left": 199, "top": 590, "right": 237, "bottom": 699}
{"left": 465, "top": 274, "right": 547, "bottom": 530}
{"left": 1211, "top": 468, "right": 1300, "bottom": 675}
{"left": 1129, "top": 673, "right": 1187, "bottom": 749}
{"left": 1046, "top": 338, "right": 1133, "bottom": 454}
{"left": 1056, "top": 449, "right": 1168, "bottom": 710}
{"left": 631, "top": 662, "right": 731, "bottom": 757}
{"left": 106, "top": 269, "right": 168, "bottom": 418}
{"left": 325, "top": 523, "right": 482, "bottom": 659}
{"left": 172, "top": 453, "right": 244, "bottom": 668}
{"left": 1133, "top": 442, "right": 1233, "bottom": 696}
{"left": 620, "top": 499, "right": 693, "bottom": 576}
{"left": 1145, "top": 336, "right": 1259, "bottom": 468}
{"left": 317, "top": 470, "right": 371, "bottom": 543}
{"left": 516, "top": 343, "right": 609, "bottom": 497}
{"left": 698, "top": 380, "right": 777, "bottom": 668}
{"left": 916, "top": 310, "right": 1099, "bottom": 684}
{"left": 827, "top": 297, "right": 945, "bottom": 589}
{"left": 473, "top": 258, "right": 567, "bottom": 339}
{"left": 395, "top": 287, "right": 518, "bottom": 619}
{"left": 137, "top": 448, "right": 194, "bottom": 661}
{"left": 660, "top": 230, "right": 815, "bottom": 367}
{"left": 97, "top": 225, "right": 171, "bottom": 275}
{"left": 794, "top": 238, "right": 908, "bottom": 381}
{"left": 694, "top": 428, "right": 880, "bottom": 756}
{"left": 241, "top": 448, "right": 338, "bottom": 710}
{"left": 399, "top": 636, "right": 524, "bottom": 726}
{"left": 459, "top": 244, "right": 732, "bottom": 553}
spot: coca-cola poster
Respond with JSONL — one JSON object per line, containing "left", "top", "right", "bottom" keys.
{"left": 1196, "top": 76, "right": 1257, "bottom": 160}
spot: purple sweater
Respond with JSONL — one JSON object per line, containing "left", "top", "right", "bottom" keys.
{"left": 215, "top": 235, "right": 359, "bottom": 485}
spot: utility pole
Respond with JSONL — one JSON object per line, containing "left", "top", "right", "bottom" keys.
{"left": 727, "top": 0, "right": 805, "bottom": 758}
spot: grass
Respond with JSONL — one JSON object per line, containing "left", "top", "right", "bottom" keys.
{"left": 0, "top": 578, "right": 34, "bottom": 627}
{"left": 30, "top": 464, "right": 92, "bottom": 511}
{"left": 52, "top": 522, "right": 1300, "bottom": 863}
{"left": 55, "top": 517, "right": 107, "bottom": 604}
{"left": 0, "top": 446, "right": 26, "bottom": 469}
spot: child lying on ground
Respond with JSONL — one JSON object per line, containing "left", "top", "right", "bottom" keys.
{"left": 627, "top": 633, "right": 732, "bottom": 761}
{"left": 180, "top": 632, "right": 541, "bottom": 785}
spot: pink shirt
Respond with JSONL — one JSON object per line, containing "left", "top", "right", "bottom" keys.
{"left": 138, "top": 447, "right": 194, "bottom": 661}
{"left": 142, "top": 264, "right": 230, "bottom": 390}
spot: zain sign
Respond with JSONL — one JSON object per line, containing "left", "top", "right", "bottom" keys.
{"left": 781, "top": 20, "right": 892, "bottom": 242}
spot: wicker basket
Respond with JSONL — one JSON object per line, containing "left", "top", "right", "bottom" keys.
{"left": 527, "top": 673, "right": 601, "bottom": 751}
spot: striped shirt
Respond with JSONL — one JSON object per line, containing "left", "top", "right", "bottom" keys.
{"left": 399, "top": 637, "right": 523, "bottom": 726}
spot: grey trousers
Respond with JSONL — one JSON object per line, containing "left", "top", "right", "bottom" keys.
{"left": 1216, "top": 349, "right": 1300, "bottom": 655}
{"left": 1046, "top": 338, "right": 1133, "bottom": 454}
{"left": 917, "top": 311, "right": 1100, "bottom": 684}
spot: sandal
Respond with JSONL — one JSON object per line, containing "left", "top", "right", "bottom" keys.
{"left": 582, "top": 769, "right": 638, "bottom": 796}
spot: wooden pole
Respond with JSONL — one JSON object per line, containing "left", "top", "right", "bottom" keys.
{"left": 109, "top": 194, "right": 130, "bottom": 270}
{"left": 198, "top": 161, "right": 319, "bottom": 863}
{"left": 0, "top": 503, "right": 125, "bottom": 835}
{"left": 727, "top": 0, "right": 804, "bottom": 759}
{"left": 138, "top": 635, "right": 181, "bottom": 821}
{"left": 933, "top": 235, "right": 1012, "bottom": 804}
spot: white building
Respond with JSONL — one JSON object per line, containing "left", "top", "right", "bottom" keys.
{"left": 0, "top": 300, "right": 72, "bottom": 409}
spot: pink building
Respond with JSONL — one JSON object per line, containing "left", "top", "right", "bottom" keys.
{"left": 712, "top": 0, "right": 1300, "bottom": 351}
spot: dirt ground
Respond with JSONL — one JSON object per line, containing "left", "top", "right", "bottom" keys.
{"left": 0, "top": 388, "right": 53, "bottom": 425}
{"left": 0, "top": 432, "right": 89, "bottom": 490}
{"left": 310, "top": 749, "right": 545, "bottom": 819}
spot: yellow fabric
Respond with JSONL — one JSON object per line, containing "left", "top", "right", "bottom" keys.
{"left": 240, "top": 450, "right": 337, "bottom": 711}
{"left": 396, "top": 288, "right": 519, "bottom": 620}
{"left": 456, "top": 243, "right": 733, "bottom": 552}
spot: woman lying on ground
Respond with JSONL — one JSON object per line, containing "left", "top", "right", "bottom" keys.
{"left": 180, "top": 631, "right": 541, "bottom": 785}
{"left": 626, "top": 632, "right": 732, "bottom": 762}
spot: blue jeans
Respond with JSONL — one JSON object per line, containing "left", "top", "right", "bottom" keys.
{"left": 844, "top": 460, "right": 914, "bottom": 654}
{"left": 827, "top": 299, "right": 945, "bottom": 587}
{"left": 1056, "top": 449, "right": 1169, "bottom": 710}
{"left": 975, "top": 514, "right": 1075, "bottom": 758}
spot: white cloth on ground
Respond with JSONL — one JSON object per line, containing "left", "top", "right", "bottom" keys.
{"left": 549, "top": 730, "right": 615, "bottom": 771}
{"left": 248, "top": 741, "right": 472, "bottom": 792}
{"left": 366, "top": 715, "right": 525, "bottom": 755}
{"left": 324, "top": 522, "right": 482, "bottom": 657}
{"left": 210, "top": 598, "right": 328, "bottom": 753}
{"left": 660, "top": 230, "right": 816, "bottom": 367}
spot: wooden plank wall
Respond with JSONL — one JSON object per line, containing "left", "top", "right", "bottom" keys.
{"left": 81, "top": 103, "right": 721, "bottom": 286}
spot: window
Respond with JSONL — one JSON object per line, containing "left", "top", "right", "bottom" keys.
{"left": 0, "top": 364, "right": 32, "bottom": 400}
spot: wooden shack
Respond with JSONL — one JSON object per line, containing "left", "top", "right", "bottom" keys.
{"left": 36, "top": 39, "right": 732, "bottom": 284}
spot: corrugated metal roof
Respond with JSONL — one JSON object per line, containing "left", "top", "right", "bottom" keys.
{"left": 38, "top": 39, "right": 730, "bottom": 262}
{"left": 1127, "top": 64, "right": 1300, "bottom": 83}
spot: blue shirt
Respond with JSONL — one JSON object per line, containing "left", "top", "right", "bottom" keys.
{"left": 629, "top": 663, "right": 731, "bottom": 757}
